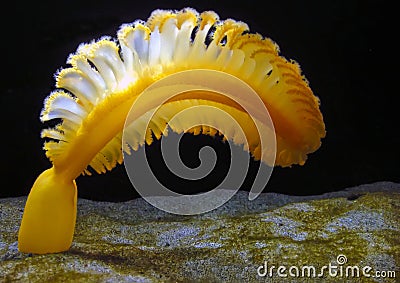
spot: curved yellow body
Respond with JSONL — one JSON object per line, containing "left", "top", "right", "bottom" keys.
{"left": 18, "top": 8, "right": 325, "bottom": 254}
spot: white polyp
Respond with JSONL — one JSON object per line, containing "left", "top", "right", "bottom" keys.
{"left": 148, "top": 26, "right": 161, "bottom": 66}
{"left": 225, "top": 49, "right": 245, "bottom": 73}
{"left": 215, "top": 48, "right": 233, "bottom": 70}
{"left": 239, "top": 57, "right": 256, "bottom": 80}
{"left": 58, "top": 71, "right": 98, "bottom": 106}
{"left": 252, "top": 59, "right": 275, "bottom": 86}
{"left": 74, "top": 57, "right": 107, "bottom": 94}
{"left": 120, "top": 29, "right": 146, "bottom": 75}
{"left": 173, "top": 22, "right": 193, "bottom": 63}
{"left": 119, "top": 44, "right": 135, "bottom": 76}
{"left": 159, "top": 19, "right": 178, "bottom": 65}
{"left": 131, "top": 28, "right": 149, "bottom": 65}
{"left": 189, "top": 26, "right": 207, "bottom": 59}
{"left": 195, "top": 23, "right": 212, "bottom": 45}
{"left": 204, "top": 42, "right": 221, "bottom": 63}
{"left": 94, "top": 44, "right": 127, "bottom": 83}
{"left": 89, "top": 57, "right": 118, "bottom": 91}
{"left": 44, "top": 109, "right": 83, "bottom": 125}
{"left": 41, "top": 129, "right": 65, "bottom": 140}
{"left": 48, "top": 94, "right": 87, "bottom": 118}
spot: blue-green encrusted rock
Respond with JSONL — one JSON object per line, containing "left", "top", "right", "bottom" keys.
{"left": 1, "top": 182, "right": 399, "bottom": 282}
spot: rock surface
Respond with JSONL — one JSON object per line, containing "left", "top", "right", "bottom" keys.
{"left": 1, "top": 182, "right": 399, "bottom": 282}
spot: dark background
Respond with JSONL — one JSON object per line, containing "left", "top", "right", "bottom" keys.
{"left": 0, "top": 0, "right": 398, "bottom": 200}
